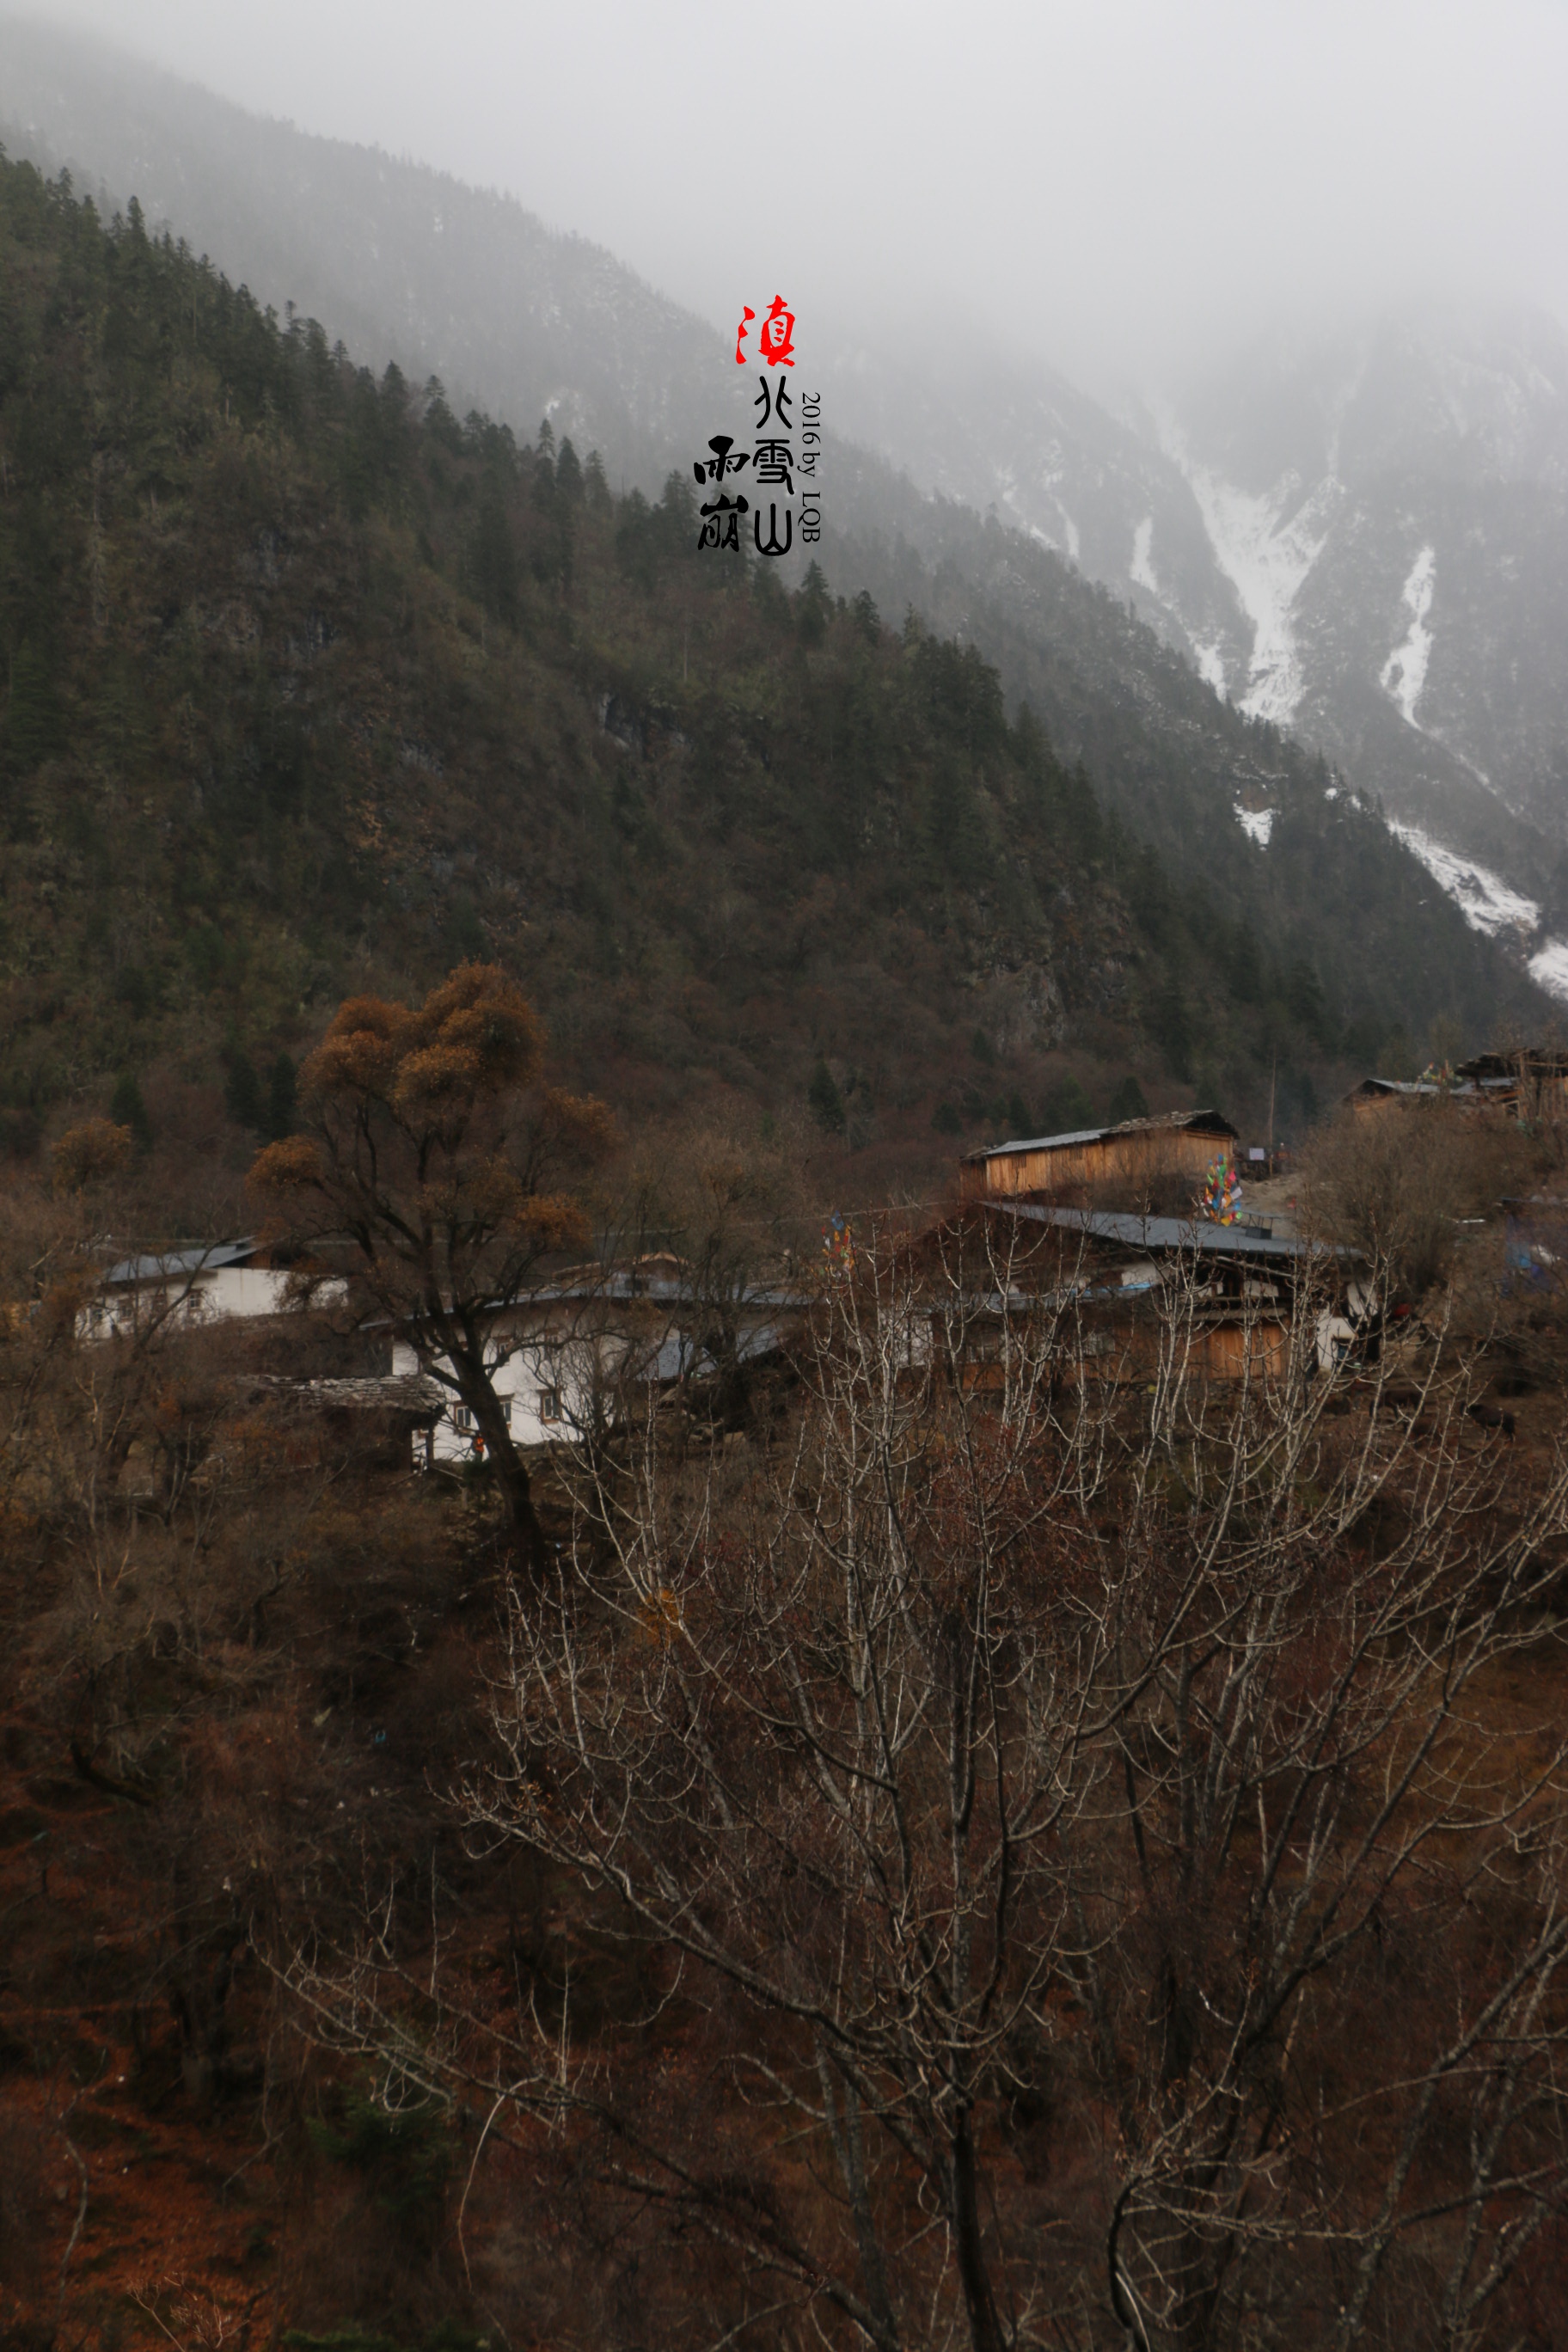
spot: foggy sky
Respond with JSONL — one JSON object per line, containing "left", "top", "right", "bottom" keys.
{"left": 16, "top": 0, "right": 1568, "bottom": 387}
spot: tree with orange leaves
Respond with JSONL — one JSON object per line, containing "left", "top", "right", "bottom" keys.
{"left": 249, "top": 965, "right": 616, "bottom": 1559}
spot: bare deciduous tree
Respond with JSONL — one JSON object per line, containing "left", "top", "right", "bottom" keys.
{"left": 286, "top": 1221, "right": 1568, "bottom": 2351}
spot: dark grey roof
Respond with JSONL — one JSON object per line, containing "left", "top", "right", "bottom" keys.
{"left": 1456, "top": 1049, "right": 1568, "bottom": 1081}
{"left": 247, "top": 1374, "right": 444, "bottom": 1419}
{"left": 482, "top": 1276, "right": 811, "bottom": 1314}
{"left": 964, "top": 1109, "right": 1237, "bottom": 1166}
{"left": 103, "top": 1237, "right": 261, "bottom": 1287}
{"left": 1348, "top": 1075, "right": 1512, "bottom": 1105}
{"left": 364, "top": 1277, "right": 810, "bottom": 1337}
{"left": 994, "top": 1202, "right": 1357, "bottom": 1263}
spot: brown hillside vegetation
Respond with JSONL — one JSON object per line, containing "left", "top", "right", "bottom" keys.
{"left": 5, "top": 1124, "right": 1568, "bottom": 2350}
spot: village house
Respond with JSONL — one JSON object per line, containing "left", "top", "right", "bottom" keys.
{"left": 931, "top": 1108, "right": 1376, "bottom": 1381}
{"left": 998, "top": 1199, "right": 1368, "bottom": 1377}
{"left": 81, "top": 1237, "right": 334, "bottom": 1339}
{"left": 78, "top": 1098, "right": 1375, "bottom": 1449}
{"left": 1346, "top": 1047, "right": 1568, "bottom": 1123}
{"left": 239, "top": 1372, "right": 446, "bottom": 1473}
{"left": 917, "top": 1195, "right": 1368, "bottom": 1385}
{"left": 1456, "top": 1048, "right": 1568, "bottom": 1121}
{"left": 388, "top": 1256, "right": 809, "bottom": 1466}
{"left": 76, "top": 1231, "right": 805, "bottom": 1466}
{"left": 960, "top": 1109, "right": 1240, "bottom": 1207}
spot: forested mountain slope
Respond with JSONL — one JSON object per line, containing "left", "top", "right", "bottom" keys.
{"left": 0, "top": 156, "right": 1180, "bottom": 1182}
{"left": 3, "top": 15, "right": 1563, "bottom": 1020}
{"left": 0, "top": 159, "right": 1542, "bottom": 1201}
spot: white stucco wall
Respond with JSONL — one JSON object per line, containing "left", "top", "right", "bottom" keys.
{"left": 392, "top": 1326, "right": 620, "bottom": 1460}
{"left": 83, "top": 1263, "right": 345, "bottom": 1339}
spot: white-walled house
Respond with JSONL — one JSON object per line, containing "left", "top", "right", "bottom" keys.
{"left": 83, "top": 1237, "right": 342, "bottom": 1339}
{"left": 78, "top": 1236, "right": 800, "bottom": 1463}
{"left": 389, "top": 1261, "right": 803, "bottom": 1467}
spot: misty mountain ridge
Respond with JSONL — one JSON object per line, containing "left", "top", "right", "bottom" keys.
{"left": 3, "top": 13, "right": 1566, "bottom": 1020}
{"left": 833, "top": 301, "right": 1568, "bottom": 989}
{"left": 837, "top": 306, "right": 1568, "bottom": 877}
{"left": 0, "top": 12, "right": 726, "bottom": 490}
{"left": 9, "top": 143, "right": 1538, "bottom": 1197}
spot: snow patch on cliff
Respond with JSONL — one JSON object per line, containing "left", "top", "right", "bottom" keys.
{"left": 1194, "top": 640, "right": 1227, "bottom": 693}
{"left": 1380, "top": 546, "right": 1436, "bottom": 727}
{"left": 1528, "top": 942, "right": 1568, "bottom": 1003}
{"left": 1387, "top": 820, "right": 1539, "bottom": 937}
{"left": 1130, "top": 516, "right": 1158, "bottom": 594}
{"left": 1152, "top": 407, "right": 1337, "bottom": 727}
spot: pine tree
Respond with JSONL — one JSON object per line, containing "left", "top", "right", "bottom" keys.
{"left": 266, "top": 1053, "right": 297, "bottom": 1140}
{"left": 1286, "top": 958, "right": 1332, "bottom": 1048}
{"left": 808, "top": 1059, "right": 847, "bottom": 1135}
{"left": 1043, "top": 1075, "right": 1095, "bottom": 1131}
{"left": 224, "top": 1050, "right": 263, "bottom": 1130}
{"left": 3, "top": 644, "right": 63, "bottom": 775}
{"left": 797, "top": 564, "right": 830, "bottom": 647}
{"left": 470, "top": 490, "right": 519, "bottom": 627}
{"left": 109, "top": 1071, "right": 152, "bottom": 1148}
{"left": 555, "top": 438, "right": 584, "bottom": 505}
{"left": 1150, "top": 980, "right": 1194, "bottom": 1081}
{"left": 583, "top": 449, "right": 612, "bottom": 515}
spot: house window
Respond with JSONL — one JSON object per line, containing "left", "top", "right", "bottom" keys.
{"left": 451, "top": 1405, "right": 477, "bottom": 1433}
{"left": 538, "top": 1386, "right": 562, "bottom": 1424}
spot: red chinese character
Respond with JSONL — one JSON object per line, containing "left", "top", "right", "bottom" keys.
{"left": 758, "top": 296, "right": 796, "bottom": 368}
{"left": 734, "top": 304, "right": 755, "bottom": 365}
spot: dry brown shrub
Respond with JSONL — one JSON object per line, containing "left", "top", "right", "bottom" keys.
{"left": 1299, "top": 1099, "right": 1540, "bottom": 1299}
{"left": 49, "top": 1118, "right": 133, "bottom": 1194}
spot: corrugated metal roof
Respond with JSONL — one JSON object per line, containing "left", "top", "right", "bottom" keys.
{"left": 994, "top": 1202, "right": 1357, "bottom": 1263}
{"left": 104, "top": 1237, "right": 261, "bottom": 1287}
{"left": 964, "top": 1109, "right": 1238, "bottom": 1166}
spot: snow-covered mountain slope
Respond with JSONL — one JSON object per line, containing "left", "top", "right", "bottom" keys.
{"left": 1387, "top": 822, "right": 1568, "bottom": 1002}
{"left": 823, "top": 344, "right": 1253, "bottom": 693}
{"left": 831, "top": 305, "right": 1568, "bottom": 936}
{"left": 1152, "top": 311, "right": 1568, "bottom": 868}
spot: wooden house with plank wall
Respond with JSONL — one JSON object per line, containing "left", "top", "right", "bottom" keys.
{"left": 960, "top": 1109, "right": 1239, "bottom": 1205}
{"left": 898, "top": 1193, "right": 1366, "bottom": 1395}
